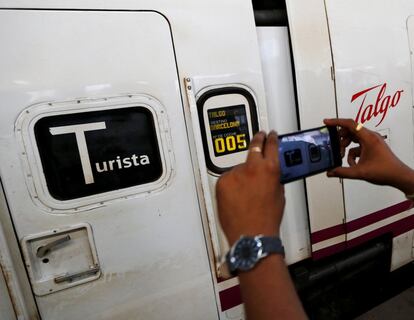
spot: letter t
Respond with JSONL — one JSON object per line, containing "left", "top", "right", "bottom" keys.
{"left": 49, "top": 122, "right": 106, "bottom": 184}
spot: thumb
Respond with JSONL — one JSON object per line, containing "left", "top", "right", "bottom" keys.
{"left": 327, "top": 166, "right": 360, "bottom": 180}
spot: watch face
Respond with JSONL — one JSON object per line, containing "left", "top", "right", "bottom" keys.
{"left": 233, "top": 237, "right": 262, "bottom": 271}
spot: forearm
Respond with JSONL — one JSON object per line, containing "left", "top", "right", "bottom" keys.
{"left": 238, "top": 255, "right": 307, "bottom": 320}
{"left": 392, "top": 166, "right": 414, "bottom": 196}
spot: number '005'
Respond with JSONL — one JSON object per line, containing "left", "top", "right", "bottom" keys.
{"left": 214, "top": 134, "right": 247, "bottom": 154}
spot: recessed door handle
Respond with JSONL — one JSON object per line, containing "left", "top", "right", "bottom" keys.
{"left": 54, "top": 265, "right": 100, "bottom": 283}
{"left": 36, "top": 235, "right": 71, "bottom": 258}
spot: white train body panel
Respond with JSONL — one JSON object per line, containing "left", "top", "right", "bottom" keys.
{"left": 0, "top": 0, "right": 413, "bottom": 319}
{"left": 257, "top": 27, "right": 311, "bottom": 264}
{"left": 286, "top": 0, "right": 414, "bottom": 265}
{"left": 286, "top": 0, "right": 347, "bottom": 257}
{"left": 0, "top": 1, "right": 266, "bottom": 319}
{"left": 325, "top": 0, "right": 414, "bottom": 268}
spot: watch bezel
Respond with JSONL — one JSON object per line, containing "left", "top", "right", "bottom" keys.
{"left": 229, "top": 235, "right": 266, "bottom": 272}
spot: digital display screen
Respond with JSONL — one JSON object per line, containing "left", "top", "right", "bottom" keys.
{"left": 208, "top": 104, "right": 250, "bottom": 157}
{"left": 279, "top": 127, "right": 334, "bottom": 183}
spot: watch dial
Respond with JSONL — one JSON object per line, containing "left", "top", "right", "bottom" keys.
{"left": 233, "top": 238, "right": 261, "bottom": 271}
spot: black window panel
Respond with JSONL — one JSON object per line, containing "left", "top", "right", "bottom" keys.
{"left": 34, "top": 107, "right": 163, "bottom": 200}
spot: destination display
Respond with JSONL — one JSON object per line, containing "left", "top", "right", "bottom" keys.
{"left": 207, "top": 104, "right": 250, "bottom": 157}
{"left": 197, "top": 86, "right": 259, "bottom": 173}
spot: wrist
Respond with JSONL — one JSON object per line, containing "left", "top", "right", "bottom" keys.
{"left": 226, "top": 226, "right": 280, "bottom": 247}
{"left": 394, "top": 167, "right": 414, "bottom": 196}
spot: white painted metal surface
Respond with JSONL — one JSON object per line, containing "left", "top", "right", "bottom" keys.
{"left": 1, "top": 0, "right": 413, "bottom": 318}
{"left": 391, "top": 230, "right": 414, "bottom": 271}
{"left": 326, "top": 0, "right": 414, "bottom": 219}
{"left": 0, "top": 182, "right": 38, "bottom": 319}
{"left": 0, "top": 1, "right": 267, "bottom": 318}
{"left": 257, "top": 27, "right": 311, "bottom": 264}
{"left": 0, "top": 9, "right": 217, "bottom": 320}
{"left": 0, "top": 267, "right": 15, "bottom": 320}
{"left": 193, "top": 83, "right": 263, "bottom": 266}
{"left": 285, "top": 0, "right": 346, "bottom": 253}
{"left": 325, "top": 0, "right": 414, "bottom": 268}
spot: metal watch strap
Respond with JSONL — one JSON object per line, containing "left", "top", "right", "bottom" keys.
{"left": 260, "top": 236, "right": 285, "bottom": 257}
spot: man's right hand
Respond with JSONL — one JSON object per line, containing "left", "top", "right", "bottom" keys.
{"left": 324, "top": 118, "right": 414, "bottom": 196}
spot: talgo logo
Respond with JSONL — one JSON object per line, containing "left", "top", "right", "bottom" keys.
{"left": 351, "top": 83, "right": 404, "bottom": 127}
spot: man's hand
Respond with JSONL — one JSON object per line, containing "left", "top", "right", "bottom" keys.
{"left": 324, "top": 118, "right": 414, "bottom": 195}
{"left": 216, "top": 131, "right": 284, "bottom": 246}
{"left": 215, "top": 131, "right": 307, "bottom": 320}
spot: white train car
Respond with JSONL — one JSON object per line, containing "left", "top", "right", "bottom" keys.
{"left": 0, "top": 0, "right": 413, "bottom": 319}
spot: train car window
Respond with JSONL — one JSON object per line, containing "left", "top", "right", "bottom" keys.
{"left": 34, "top": 107, "right": 163, "bottom": 200}
{"left": 197, "top": 87, "right": 259, "bottom": 174}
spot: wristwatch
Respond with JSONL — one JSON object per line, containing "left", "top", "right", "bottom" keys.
{"left": 226, "top": 235, "right": 285, "bottom": 275}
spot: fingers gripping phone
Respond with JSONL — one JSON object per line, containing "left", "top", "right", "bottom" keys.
{"left": 278, "top": 126, "right": 342, "bottom": 184}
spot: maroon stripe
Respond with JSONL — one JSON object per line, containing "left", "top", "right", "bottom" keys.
{"left": 311, "top": 224, "right": 346, "bottom": 243}
{"left": 312, "top": 213, "right": 414, "bottom": 260}
{"left": 346, "top": 200, "right": 413, "bottom": 233}
{"left": 219, "top": 285, "right": 242, "bottom": 311}
{"left": 218, "top": 201, "right": 414, "bottom": 308}
{"left": 310, "top": 200, "right": 413, "bottom": 245}
{"left": 348, "top": 214, "right": 414, "bottom": 249}
{"left": 312, "top": 242, "right": 347, "bottom": 260}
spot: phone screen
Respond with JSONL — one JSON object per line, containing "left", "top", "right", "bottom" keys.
{"left": 279, "top": 126, "right": 341, "bottom": 184}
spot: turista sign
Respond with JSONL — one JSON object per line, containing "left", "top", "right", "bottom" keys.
{"left": 34, "top": 107, "right": 163, "bottom": 200}
{"left": 351, "top": 83, "right": 404, "bottom": 127}
{"left": 49, "top": 122, "right": 151, "bottom": 184}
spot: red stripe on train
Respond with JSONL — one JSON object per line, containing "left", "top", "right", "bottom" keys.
{"left": 219, "top": 200, "right": 414, "bottom": 310}
{"left": 312, "top": 201, "right": 414, "bottom": 260}
{"left": 311, "top": 224, "right": 346, "bottom": 244}
{"left": 346, "top": 200, "right": 413, "bottom": 233}
{"left": 219, "top": 285, "right": 242, "bottom": 312}
{"left": 311, "top": 200, "right": 413, "bottom": 245}
{"left": 348, "top": 213, "right": 414, "bottom": 249}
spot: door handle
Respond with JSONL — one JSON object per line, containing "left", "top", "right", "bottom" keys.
{"left": 36, "top": 235, "right": 71, "bottom": 258}
{"left": 54, "top": 265, "right": 100, "bottom": 283}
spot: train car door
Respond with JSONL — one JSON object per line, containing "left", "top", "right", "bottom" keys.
{"left": 0, "top": 268, "right": 15, "bottom": 320}
{"left": 285, "top": 0, "right": 346, "bottom": 260}
{"left": 325, "top": 0, "right": 414, "bottom": 269}
{"left": 0, "top": 9, "right": 217, "bottom": 319}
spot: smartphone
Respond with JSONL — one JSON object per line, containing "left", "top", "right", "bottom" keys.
{"left": 278, "top": 126, "right": 341, "bottom": 184}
